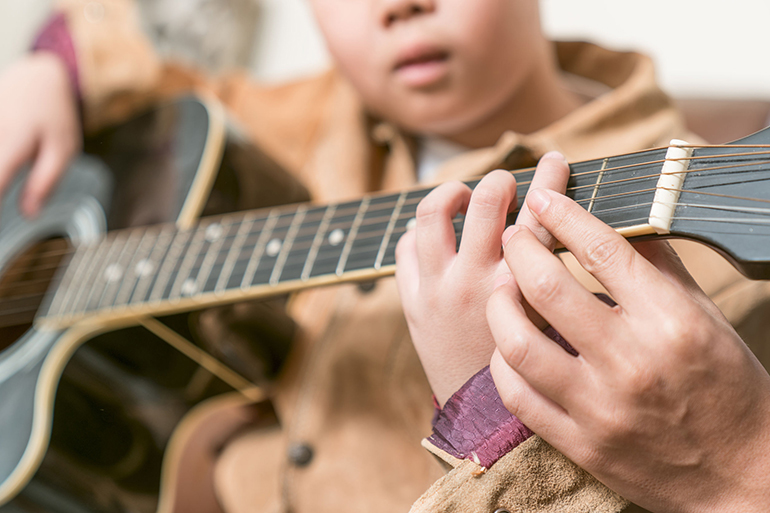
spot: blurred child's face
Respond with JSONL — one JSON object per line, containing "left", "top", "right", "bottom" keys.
{"left": 310, "top": 0, "right": 546, "bottom": 137}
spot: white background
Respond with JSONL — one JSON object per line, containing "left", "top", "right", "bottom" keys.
{"left": 1, "top": 0, "right": 769, "bottom": 99}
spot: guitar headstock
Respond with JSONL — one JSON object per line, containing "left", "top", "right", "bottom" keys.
{"left": 670, "top": 126, "right": 770, "bottom": 279}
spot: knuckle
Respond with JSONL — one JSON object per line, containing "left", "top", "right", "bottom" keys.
{"left": 470, "top": 185, "right": 508, "bottom": 214}
{"left": 659, "top": 310, "right": 708, "bottom": 359}
{"left": 591, "top": 407, "right": 635, "bottom": 444}
{"left": 415, "top": 196, "right": 441, "bottom": 221}
{"left": 527, "top": 272, "right": 562, "bottom": 306}
{"left": 623, "top": 364, "right": 659, "bottom": 396}
{"left": 581, "top": 235, "right": 631, "bottom": 276}
{"left": 657, "top": 315, "right": 692, "bottom": 347}
{"left": 498, "top": 331, "right": 532, "bottom": 370}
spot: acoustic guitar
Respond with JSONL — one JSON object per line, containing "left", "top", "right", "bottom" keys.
{"left": 2, "top": 95, "right": 770, "bottom": 512}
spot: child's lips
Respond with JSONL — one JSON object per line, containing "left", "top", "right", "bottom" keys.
{"left": 393, "top": 47, "right": 450, "bottom": 88}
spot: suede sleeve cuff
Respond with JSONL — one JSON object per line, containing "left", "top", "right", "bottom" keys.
{"left": 412, "top": 436, "right": 629, "bottom": 513}
{"left": 427, "top": 366, "right": 533, "bottom": 469}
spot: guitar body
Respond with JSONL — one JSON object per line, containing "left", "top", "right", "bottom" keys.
{"left": 0, "top": 96, "right": 304, "bottom": 513}
{"left": 0, "top": 155, "right": 113, "bottom": 510}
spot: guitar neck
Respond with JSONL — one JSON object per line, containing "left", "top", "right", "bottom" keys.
{"left": 37, "top": 147, "right": 669, "bottom": 329}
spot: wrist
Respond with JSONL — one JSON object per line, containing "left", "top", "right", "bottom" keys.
{"left": 689, "top": 409, "right": 770, "bottom": 513}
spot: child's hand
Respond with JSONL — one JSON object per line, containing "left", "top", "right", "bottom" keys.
{"left": 0, "top": 53, "right": 81, "bottom": 217}
{"left": 489, "top": 186, "right": 770, "bottom": 512}
{"left": 395, "top": 153, "right": 569, "bottom": 405}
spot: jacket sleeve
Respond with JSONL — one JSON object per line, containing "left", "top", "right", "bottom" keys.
{"left": 411, "top": 366, "right": 628, "bottom": 513}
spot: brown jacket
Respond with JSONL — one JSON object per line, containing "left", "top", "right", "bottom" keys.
{"left": 54, "top": 1, "right": 770, "bottom": 512}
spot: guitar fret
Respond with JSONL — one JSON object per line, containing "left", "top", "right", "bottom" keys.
{"left": 587, "top": 158, "right": 609, "bottom": 213}
{"left": 113, "top": 228, "right": 156, "bottom": 307}
{"left": 96, "top": 228, "right": 145, "bottom": 309}
{"left": 302, "top": 205, "right": 336, "bottom": 281}
{"left": 270, "top": 206, "right": 306, "bottom": 285}
{"left": 84, "top": 232, "right": 132, "bottom": 312}
{"left": 190, "top": 218, "right": 233, "bottom": 296}
{"left": 215, "top": 213, "right": 256, "bottom": 294}
{"left": 169, "top": 224, "right": 209, "bottom": 300}
{"left": 149, "top": 229, "right": 193, "bottom": 303}
{"left": 336, "top": 198, "right": 370, "bottom": 276}
{"left": 131, "top": 227, "right": 174, "bottom": 304}
{"left": 587, "top": 150, "right": 666, "bottom": 228}
{"left": 306, "top": 201, "right": 360, "bottom": 278}
{"left": 241, "top": 209, "right": 279, "bottom": 289}
{"left": 69, "top": 234, "right": 119, "bottom": 317}
{"left": 379, "top": 190, "right": 429, "bottom": 269}
{"left": 375, "top": 191, "right": 407, "bottom": 270}
{"left": 45, "top": 244, "right": 96, "bottom": 318}
{"left": 65, "top": 234, "right": 117, "bottom": 317}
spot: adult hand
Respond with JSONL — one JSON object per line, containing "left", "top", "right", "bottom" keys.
{"left": 488, "top": 182, "right": 770, "bottom": 512}
{"left": 395, "top": 152, "right": 569, "bottom": 405}
{"left": 0, "top": 53, "right": 81, "bottom": 217}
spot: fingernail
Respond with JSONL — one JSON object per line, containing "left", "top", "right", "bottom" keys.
{"left": 527, "top": 189, "right": 551, "bottom": 215}
{"left": 541, "top": 151, "right": 567, "bottom": 162}
{"left": 493, "top": 273, "right": 512, "bottom": 289}
{"left": 502, "top": 224, "right": 521, "bottom": 245}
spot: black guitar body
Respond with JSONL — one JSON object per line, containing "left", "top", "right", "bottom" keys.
{"left": 0, "top": 97, "right": 302, "bottom": 513}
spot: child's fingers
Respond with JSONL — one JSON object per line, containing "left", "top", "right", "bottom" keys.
{"left": 487, "top": 278, "right": 585, "bottom": 406}
{"left": 457, "top": 170, "right": 518, "bottom": 268}
{"left": 504, "top": 225, "right": 620, "bottom": 360}
{"left": 0, "top": 135, "right": 34, "bottom": 207}
{"left": 414, "top": 181, "right": 471, "bottom": 278}
{"left": 515, "top": 152, "right": 570, "bottom": 250}
{"left": 21, "top": 138, "right": 71, "bottom": 218}
{"left": 394, "top": 229, "right": 420, "bottom": 305}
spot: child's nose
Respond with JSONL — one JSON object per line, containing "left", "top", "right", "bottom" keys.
{"left": 378, "top": 0, "right": 436, "bottom": 28}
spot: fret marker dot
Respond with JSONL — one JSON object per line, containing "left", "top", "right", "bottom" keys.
{"left": 328, "top": 229, "right": 345, "bottom": 246}
{"left": 135, "top": 259, "right": 154, "bottom": 277}
{"left": 205, "top": 223, "right": 224, "bottom": 242}
{"left": 406, "top": 218, "right": 417, "bottom": 231}
{"left": 181, "top": 278, "right": 197, "bottom": 296}
{"left": 104, "top": 263, "right": 124, "bottom": 282}
{"left": 266, "top": 238, "right": 282, "bottom": 257}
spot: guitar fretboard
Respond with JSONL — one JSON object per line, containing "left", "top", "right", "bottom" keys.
{"left": 37, "top": 147, "right": 667, "bottom": 327}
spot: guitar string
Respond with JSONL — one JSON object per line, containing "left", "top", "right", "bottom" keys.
{"left": 44, "top": 179, "right": 770, "bottom": 283}
{"left": 10, "top": 198, "right": 770, "bottom": 319}
{"left": 8, "top": 164, "right": 770, "bottom": 297}
{"left": 11, "top": 203, "right": 769, "bottom": 321}
{"left": 12, "top": 148, "right": 770, "bottom": 266}
{"left": 9, "top": 158, "right": 770, "bottom": 291}
{"left": 13, "top": 146, "right": 770, "bottom": 312}
{"left": 289, "top": 189, "right": 770, "bottom": 274}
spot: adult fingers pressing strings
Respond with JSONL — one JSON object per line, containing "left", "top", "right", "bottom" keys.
{"left": 395, "top": 153, "right": 570, "bottom": 406}
{"left": 0, "top": 53, "right": 81, "bottom": 218}
{"left": 488, "top": 188, "right": 770, "bottom": 513}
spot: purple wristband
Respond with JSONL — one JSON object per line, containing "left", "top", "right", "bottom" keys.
{"left": 428, "top": 366, "right": 533, "bottom": 469}
{"left": 32, "top": 13, "right": 81, "bottom": 99}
